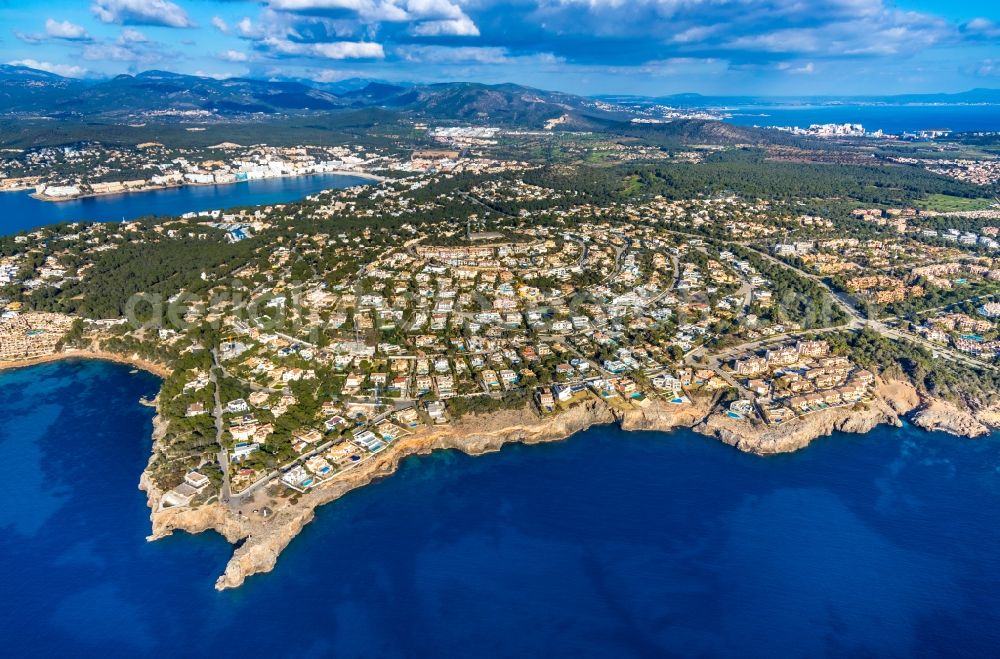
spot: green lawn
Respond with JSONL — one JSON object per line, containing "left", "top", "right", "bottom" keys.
{"left": 916, "top": 194, "right": 996, "bottom": 213}
{"left": 621, "top": 174, "right": 643, "bottom": 196}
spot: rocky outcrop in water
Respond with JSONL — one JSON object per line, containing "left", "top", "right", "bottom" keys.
{"left": 910, "top": 400, "right": 990, "bottom": 438}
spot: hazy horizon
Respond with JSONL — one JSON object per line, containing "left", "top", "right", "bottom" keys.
{"left": 1, "top": 1, "right": 998, "bottom": 97}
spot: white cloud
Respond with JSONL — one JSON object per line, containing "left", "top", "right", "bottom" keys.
{"left": 82, "top": 43, "right": 140, "bottom": 61}
{"left": 8, "top": 59, "right": 88, "bottom": 78}
{"left": 962, "top": 18, "right": 1000, "bottom": 39}
{"left": 312, "top": 41, "right": 386, "bottom": 59}
{"left": 409, "top": 17, "right": 480, "bottom": 36}
{"left": 525, "top": 0, "right": 956, "bottom": 65}
{"left": 615, "top": 57, "right": 727, "bottom": 77}
{"left": 270, "top": 0, "right": 375, "bottom": 11}
{"left": 16, "top": 18, "right": 92, "bottom": 43}
{"left": 975, "top": 59, "right": 1000, "bottom": 77}
{"left": 778, "top": 61, "right": 816, "bottom": 74}
{"left": 397, "top": 45, "right": 564, "bottom": 67}
{"left": 262, "top": 37, "right": 385, "bottom": 59}
{"left": 45, "top": 18, "right": 91, "bottom": 41}
{"left": 268, "top": 0, "right": 479, "bottom": 33}
{"left": 302, "top": 67, "right": 366, "bottom": 82}
{"left": 268, "top": 0, "right": 460, "bottom": 23}
{"left": 725, "top": 12, "right": 950, "bottom": 58}
{"left": 14, "top": 32, "right": 44, "bottom": 45}
{"left": 212, "top": 16, "right": 230, "bottom": 34}
{"left": 91, "top": 0, "right": 194, "bottom": 29}
{"left": 670, "top": 25, "right": 717, "bottom": 44}
{"left": 220, "top": 50, "right": 250, "bottom": 62}
{"left": 237, "top": 17, "right": 257, "bottom": 37}
{"left": 82, "top": 30, "right": 167, "bottom": 64}
{"left": 194, "top": 70, "right": 241, "bottom": 80}
{"left": 119, "top": 28, "right": 148, "bottom": 44}
{"left": 399, "top": 45, "right": 510, "bottom": 64}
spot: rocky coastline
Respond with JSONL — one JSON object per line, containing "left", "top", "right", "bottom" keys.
{"left": 910, "top": 400, "right": 991, "bottom": 437}
{"left": 2, "top": 350, "right": 991, "bottom": 590}
{"left": 136, "top": 376, "right": 998, "bottom": 592}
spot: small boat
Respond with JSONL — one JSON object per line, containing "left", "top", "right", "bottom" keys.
{"left": 129, "top": 369, "right": 139, "bottom": 374}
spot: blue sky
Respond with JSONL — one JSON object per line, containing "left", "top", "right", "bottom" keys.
{"left": 1, "top": 0, "right": 997, "bottom": 95}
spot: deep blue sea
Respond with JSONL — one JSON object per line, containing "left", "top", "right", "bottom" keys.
{"left": 722, "top": 104, "right": 1000, "bottom": 135}
{"left": 0, "top": 172, "right": 371, "bottom": 236}
{"left": 2, "top": 359, "right": 999, "bottom": 658}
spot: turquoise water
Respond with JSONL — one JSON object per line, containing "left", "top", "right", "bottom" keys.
{"left": 2, "top": 359, "right": 1000, "bottom": 657}
{"left": 0, "top": 173, "right": 371, "bottom": 236}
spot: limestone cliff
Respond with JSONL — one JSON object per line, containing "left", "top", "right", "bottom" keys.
{"left": 213, "top": 398, "right": 621, "bottom": 590}
{"left": 973, "top": 401, "right": 1000, "bottom": 428}
{"left": 140, "top": 380, "right": 997, "bottom": 593}
{"left": 139, "top": 411, "right": 250, "bottom": 543}
{"left": 695, "top": 400, "right": 901, "bottom": 455}
{"left": 616, "top": 396, "right": 714, "bottom": 432}
{"left": 910, "top": 400, "right": 990, "bottom": 438}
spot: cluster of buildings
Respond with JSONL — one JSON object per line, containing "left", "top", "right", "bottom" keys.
{"left": 775, "top": 123, "right": 888, "bottom": 138}
{"left": 429, "top": 126, "right": 500, "bottom": 147}
{"left": 852, "top": 208, "right": 910, "bottom": 233}
{"left": 847, "top": 257, "right": 1000, "bottom": 306}
{"left": 171, "top": 204, "right": 791, "bottom": 488}
{"left": 920, "top": 312, "right": 1000, "bottom": 357}
{"left": 918, "top": 227, "right": 1000, "bottom": 249}
{"left": 2, "top": 160, "right": 912, "bottom": 502}
{"left": 910, "top": 261, "right": 1000, "bottom": 288}
{"left": 0, "top": 311, "right": 74, "bottom": 361}
{"left": 6, "top": 119, "right": 1000, "bottom": 516}
{"left": 925, "top": 159, "right": 1000, "bottom": 186}
{"left": 731, "top": 340, "right": 875, "bottom": 424}
{"left": 29, "top": 143, "right": 377, "bottom": 200}
{"left": 845, "top": 275, "right": 924, "bottom": 304}
{"left": 139, "top": 201, "right": 789, "bottom": 489}
{"left": 789, "top": 232, "right": 1000, "bottom": 311}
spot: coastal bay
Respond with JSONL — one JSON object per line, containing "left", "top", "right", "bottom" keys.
{"left": 0, "top": 172, "right": 374, "bottom": 236}
{"left": 1, "top": 359, "right": 999, "bottom": 657}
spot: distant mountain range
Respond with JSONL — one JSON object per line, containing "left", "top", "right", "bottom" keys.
{"left": 0, "top": 66, "right": 630, "bottom": 129}
{"left": 3, "top": 64, "right": 995, "bottom": 129}
{"left": 4, "top": 64, "right": 991, "bottom": 146}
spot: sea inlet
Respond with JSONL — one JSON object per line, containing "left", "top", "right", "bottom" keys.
{"left": 0, "top": 172, "right": 372, "bottom": 236}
